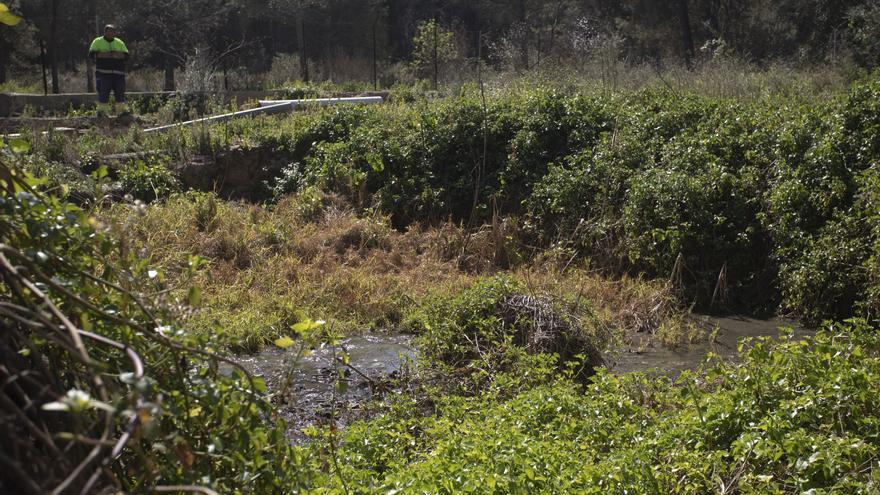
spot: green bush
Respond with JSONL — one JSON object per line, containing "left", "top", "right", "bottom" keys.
{"left": 409, "top": 275, "right": 602, "bottom": 396}
{"left": 25, "top": 76, "right": 880, "bottom": 320}
{"left": 524, "top": 146, "right": 634, "bottom": 262}
{"left": 324, "top": 321, "right": 880, "bottom": 494}
{"left": 500, "top": 91, "right": 612, "bottom": 209}
{"left": 0, "top": 159, "right": 310, "bottom": 492}
{"left": 779, "top": 215, "right": 872, "bottom": 324}
{"left": 118, "top": 156, "right": 179, "bottom": 202}
{"left": 412, "top": 275, "right": 523, "bottom": 367}
{"left": 231, "top": 77, "right": 880, "bottom": 318}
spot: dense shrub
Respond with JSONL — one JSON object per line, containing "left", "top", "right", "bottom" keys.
{"left": 24, "top": 76, "right": 880, "bottom": 320}
{"left": 0, "top": 157, "right": 309, "bottom": 492}
{"left": 409, "top": 276, "right": 604, "bottom": 394}
{"left": 411, "top": 275, "right": 524, "bottom": 367}
{"left": 500, "top": 91, "right": 612, "bottom": 209}
{"left": 117, "top": 155, "right": 180, "bottom": 202}
{"left": 523, "top": 146, "right": 635, "bottom": 266}
{"left": 324, "top": 321, "right": 880, "bottom": 494}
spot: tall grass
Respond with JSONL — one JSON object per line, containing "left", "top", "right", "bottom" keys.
{"left": 103, "top": 191, "right": 686, "bottom": 351}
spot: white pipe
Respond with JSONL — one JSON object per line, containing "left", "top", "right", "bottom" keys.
{"left": 143, "top": 96, "right": 384, "bottom": 133}
{"left": 143, "top": 102, "right": 293, "bottom": 133}
{"left": 257, "top": 96, "right": 384, "bottom": 108}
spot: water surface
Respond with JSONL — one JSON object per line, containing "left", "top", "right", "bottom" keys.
{"left": 232, "top": 334, "right": 416, "bottom": 441}
{"left": 610, "top": 316, "right": 812, "bottom": 376}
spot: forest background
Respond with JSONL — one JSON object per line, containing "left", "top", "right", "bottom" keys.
{"left": 2, "top": 0, "right": 880, "bottom": 94}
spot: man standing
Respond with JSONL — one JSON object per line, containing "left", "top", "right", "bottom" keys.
{"left": 88, "top": 24, "right": 129, "bottom": 117}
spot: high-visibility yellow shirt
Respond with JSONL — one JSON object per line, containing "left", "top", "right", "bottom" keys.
{"left": 88, "top": 36, "right": 129, "bottom": 75}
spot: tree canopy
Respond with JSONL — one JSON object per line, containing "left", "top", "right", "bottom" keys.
{"left": 1, "top": 0, "right": 879, "bottom": 90}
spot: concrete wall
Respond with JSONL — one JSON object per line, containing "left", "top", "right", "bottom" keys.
{"left": 0, "top": 90, "right": 295, "bottom": 117}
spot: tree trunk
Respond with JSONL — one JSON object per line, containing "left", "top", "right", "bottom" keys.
{"left": 432, "top": 19, "right": 438, "bottom": 90}
{"left": 677, "top": 0, "right": 695, "bottom": 69}
{"left": 372, "top": 15, "right": 378, "bottom": 90}
{"left": 546, "top": 0, "right": 566, "bottom": 65}
{"left": 517, "top": 0, "right": 529, "bottom": 71}
{"left": 386, "top": 0, "right": 406, "bottom": 61}
{"left": 164, "top": 65, "right": 175, "bottom": 91}
{"left": 40, "top": 38, "right": 49, "bottom": 95}
{"left": 49, "top": 0, "right": 60, "bottom": 94}
{"left": 86, "top": 5, "right": 95, "bottom": 92}
{"left": 296, "top": 14, "right": 309, "bottom": 83}
{"left": 706, "top": 0, "right": 721, "bottom": 37}
{"left": 0, "top": 38, "right": 8, "bottom": 84}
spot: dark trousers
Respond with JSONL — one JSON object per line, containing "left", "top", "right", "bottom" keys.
{"left": 96, "top": 72, "right": 126, "bottom": 104}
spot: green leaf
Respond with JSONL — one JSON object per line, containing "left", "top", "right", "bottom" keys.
{"left": 23, "top": 174, "right": 48, "bottom": 187}
{"left": 80, "top": 313, "right": 93, "bottom": 332}
{"left": 274, "top": 336, "right": 295, "bottom": 349}
{"left": 9, "top": 138, "right": 29, "bottom": 154}
{"left": 187, "top": 285, "right": 202, "bottom": 307}
{"left": 0, "top": 3, "right": 22, "bottom": 27}
{"left": 91, "top": 165, "right": 108, "bottom": 181}
{"left": 291, "top": 319, "right": 325, "bottom": 335}
{"left": 367, "top": 152, "right": 385, "bottom": 173}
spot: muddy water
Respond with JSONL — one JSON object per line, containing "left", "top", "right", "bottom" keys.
{"left": 232, "top": 317, "right": 811, "bottom": 440}
{"left": 609, "top": 316, "right": 813, "bottom": 376}
{"left": 231, "top": 335, "right": 416, "bottom": 442}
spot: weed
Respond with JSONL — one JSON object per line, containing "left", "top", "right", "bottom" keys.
{"left": 117, "top": 156, "right": 179, "bottom": 202}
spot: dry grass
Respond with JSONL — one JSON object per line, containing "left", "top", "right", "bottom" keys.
{"left": 103, "top": 191, "right": 694, "bottom": 351}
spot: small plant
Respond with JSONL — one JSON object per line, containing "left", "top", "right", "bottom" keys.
{"left": 118, "top": 156, "right": 179, "bottom": 202}
{"left": 193, "top": 191, "right": 219, "bottom": 232}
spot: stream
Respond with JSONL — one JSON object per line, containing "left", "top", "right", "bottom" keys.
{"left": 609, "top": 315, "right": 812, "bottom": 375}
{"left": 230, "top": 334, "right": 417, "bottom": 442}
{"left": 231, "top": 317, "right": 811, "bottom": 441}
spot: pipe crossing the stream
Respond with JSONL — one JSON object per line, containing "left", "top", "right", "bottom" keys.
{"left": 143, "top": 96, "right": 384, "bottom": 133}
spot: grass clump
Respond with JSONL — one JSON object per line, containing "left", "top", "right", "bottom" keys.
{"left": 102, "top": 190, "right": 690, "bottom": 352}
{"left": 117, "top": 155, "right": 179, "bottom": 202}
{"left": 104, "top": 191, "right": 468, "bottom": 349}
